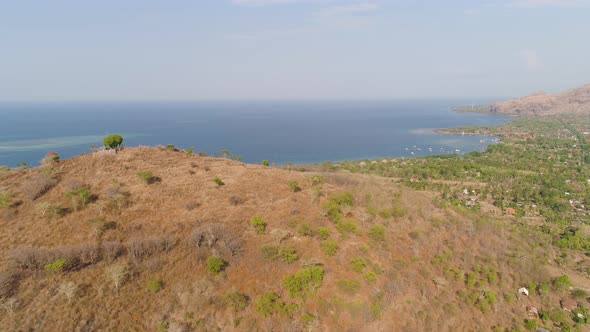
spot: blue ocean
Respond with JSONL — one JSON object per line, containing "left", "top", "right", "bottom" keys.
{"left": 0, "top": 100, "right": 509, "bottom": 167}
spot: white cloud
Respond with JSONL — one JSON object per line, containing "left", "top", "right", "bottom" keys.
{"left": 519, "top": 49, "right": 544, "bottom": 70}
{"left": 506, "top": 0, "right": 590, "bottom": 8}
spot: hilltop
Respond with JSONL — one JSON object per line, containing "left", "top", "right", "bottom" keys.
{"left": 0, "top": 145, "right": 588, "bottom": 331}
{"left": 454, "top": 83, "right": 590, "bottom": 116}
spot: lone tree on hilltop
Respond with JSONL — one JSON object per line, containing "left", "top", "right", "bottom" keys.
{"left": 103, "top": 134, "right": 124, "bottom": 149}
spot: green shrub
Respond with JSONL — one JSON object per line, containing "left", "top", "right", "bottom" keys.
{"left": 66, "top": 187, "right": 92, "bottom": 211}
{"left": 0, "top": 189, "right": 12, "bottom": 208}
{"left": 523, "top": 319, "right": 536, "bottom": 330}
{"left": 165, "top": 144, "right": 175, "bottom": 151}
{"left": 553, "top": 275, "right": 572, "bottom": 290}
{"left": 364, "top": 271, "right": 377, "bottom": 283}
{"left": 336, "top": 279, "right": 361, "bottom": 295}
{"left": 549, "top": 309, "right": 569, "bottom": 325}
{"left": 137, "top": 171, "right": 157, "bottom": 185}
{"left": 146, "top": 279, "right": 162, "bottom": 293}
{"left": 260, "top": 244, "right": 298, "bottom": 264}
{"left": 371, "top": 303, "right": 382, "bottom": 320}
{"left": 44, "top": 258, "right": 67, "bottom": 272}
{"left": 261, "top": 160, "right": 270, "bottom": 167}
{"left": 207, "top": 256, "right": 225, "bottom": 274}
{"left": 213, "top": 177, "right": 224, "bottom": 186}
{"left": 321, "top": 240, "right": 339, "bottom": 256}
{"left": 297, "top": 222, "right": 312, "bottom": 237}
{"left": 322, "top": 192, "right": 354, "bottom": 223}
{"left": 573, "top": 306, "right": 589, "bottom": 323}
{"left": 466, "top": 271, "right": 476, "bottom": 287}
{"left": 351, "top": 257, "right": 367, "bottom": 272}
{"left": 289, "top": 181, "right": 300, "bottom": 192}
{"left": 184, "top": 147, "right": 194, "bottom": 155}
{"left": 483, "top": 290, "right": 496, "bottom": 304}
{"left": 336, "top": 219, "right": 357, "bottom": 235}
{"left": 538, "top": 282, "right": 550, "bottom": 296}
{"left": 103, "top": 134, "right": 123, "bottom": 149}
{"left": 301, "top": 312, "right": 316, "bottom": 325}
{"left": 255, "top": 292, "right": 298, "bottom": 317}
{"left": 278, "top": 247, "right": 298, "bottom": 263}
{"left": 368, "top": 225, "right": 386, "bottom": 242}
{"left": 316, "top": 226, "right": 329, "bottom": 240}
{"left": 250, "top": 216, "right": 267, "bottom": 234}
{"left": 283, "top": 266, "right": 324, "bottom": 298}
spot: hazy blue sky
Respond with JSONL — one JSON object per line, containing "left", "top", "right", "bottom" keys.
{"left": 1, "top": 0, "right": 589, "bottom": 101}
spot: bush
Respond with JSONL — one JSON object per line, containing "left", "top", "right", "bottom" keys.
{"left": 21, "top": 173, "right": 57, "bottom": 200}
{"left": 7, "top": 243, "right": 101, "bottom": 271}
{"left": 34, "top": 202, "right": 66, "bottom": 219}
{"left": 255, "top": 292, "right": 298, "bottom": 317}
{"left": 44, "top": 258, "right": 67, "bottom": 272}
{"left": 146, "top": 279, "right": 162, "bottom": 293}
{"left": 261, "top": 160, "right": 270, "bottom": 167}
{"left": 137, "top": 171, "right": 158, "bottom": 185}
{"left": 184, "top": 147, "right": 194, "bottom": 155}
{"left": 103, "top": 134, "right": 124, "bottom": 149}
{"left": 336, "top": 279, "right": 361, "bottom": 295}
{"left": 368, "top": 225, "right": 386, "bottom": 242}
{"left": 289, "top": 181, "right": 300, "bottom": 192}
{"left": 207, "top": 256, "right": 225, "bottom": 273}
{"left": 222, "top": 291, "right": 249, "bottom": 312}
{"left": 335, "top": 219, "right": 357, "bottom": 235}
{"left": 322, "top": 192, "right": 354, "bottom": 223}
{"left": 213, "top": 177, "right": 224, "bottom": 186}
{"left": 104, "top": 183, "right": 130, "bottom": 211}
{"left": 190, "top": 223, "right": 242, "bottom": 258}
{"left": 283, "top": 266, "right": 324, "bottom": 298}
{"left": 321, "top": 240, "right": 339, "bottom": 256}
{"left": 364, "top": 270, "right": 377, "bottom": 283}
{"left": 523, "top": 319, "right": 536, "bottom": 330}
{"left": 351, "top": 257, "right": 367, "bottom": 272}
{"left": 260, "top": 244, "right": 298, "bottom": 264}
{"left": 66, "top": 186, "right": 92, "bottom": 211}
{"left": 553, "top": 275, "right": 572, "bottom": 290}
{"left": 316, "top": 226, "right": 329, "bottom": 240}
{"left": 105, "top": 263, "right": 128, "bottom": 289}
{"left": 250, "top": 216, "right": 267, "bottom": 234}
{"left": 126, "top": 237, "right": 174, "bottom": 262}
{"left": 102, "top": 241, "right": 123, "bottom": 262}
{"left": 255, "top": 292, "right": 280, "bottom": 317}
{"left": 0, "top": 188, "right": 12, "bottom": 208}
{"left": 297, "top": 222, "right": 312, "bottom": 237}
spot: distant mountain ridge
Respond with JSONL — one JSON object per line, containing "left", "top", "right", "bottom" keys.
{"left": 490, "top": 83, "right": 590, "bottom": 115}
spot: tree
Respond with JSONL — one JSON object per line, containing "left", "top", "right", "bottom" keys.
{"left": 103, "top": 134, "right": 124, "bottom": 149}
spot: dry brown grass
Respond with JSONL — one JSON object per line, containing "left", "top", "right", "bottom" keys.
{"left": 0, "top": 147, "right": 572, "bottom": 331}
{"left": 20, "top": 172, "right": 57, "bottom": 200}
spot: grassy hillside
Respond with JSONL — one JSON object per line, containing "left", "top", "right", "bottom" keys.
{"left": 0, "top": 145, "right": 587, "bottom": 331}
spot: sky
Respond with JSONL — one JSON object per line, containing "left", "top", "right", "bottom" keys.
{"left": 0, "top": 0, "right": 589, "bottom": 101}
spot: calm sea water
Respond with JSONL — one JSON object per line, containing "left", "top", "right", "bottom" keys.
{"left": 0, "top": 100, "right": 509, "bottom": 167}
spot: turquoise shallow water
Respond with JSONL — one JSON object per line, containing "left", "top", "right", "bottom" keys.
{"left": 0, "top": 100, "right": 509, "bottom": 167}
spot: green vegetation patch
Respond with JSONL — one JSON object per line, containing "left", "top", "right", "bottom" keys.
{"left": 283, "top": 266, "right": 324, "bottom": 298}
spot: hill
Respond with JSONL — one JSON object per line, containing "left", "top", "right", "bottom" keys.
{"left": 0, "top": 146, "right": 587, "bottom": 331}
{"left": 454, "top": 84, "right": 590, "bottom": 116}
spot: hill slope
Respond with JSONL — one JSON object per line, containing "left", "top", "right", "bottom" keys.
{"left": 491, "top": 84, "right": 590, "bottom": 115}
{"left": 0, "top": 147, "right": 585, "bottom": 331}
